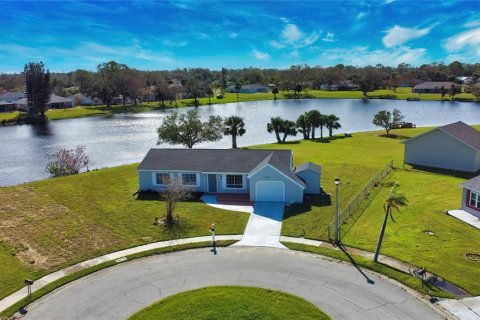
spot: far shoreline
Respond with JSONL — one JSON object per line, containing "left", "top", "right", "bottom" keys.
{"left": 1, "top": 88, "right": 478, "bottom": 126}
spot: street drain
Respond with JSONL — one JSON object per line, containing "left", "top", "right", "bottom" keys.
{"left": 466, "top": 253, "right": 480, "bottom": 262}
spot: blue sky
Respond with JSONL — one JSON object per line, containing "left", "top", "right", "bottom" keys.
{"left": 1, "top": 0, "right": 480, "bottom": 72}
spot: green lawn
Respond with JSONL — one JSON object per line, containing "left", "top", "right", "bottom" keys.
{"left": 129, "top": 286, "right": 331, "bottom": 320}
{"left": 1, "top": 88, "right": 477, "bottom": 125}
{"left": 342, "top": 169, "right": 480, "bottom": 295}
{"left": 254, "top": 126, "right": 480, "bottom": 295}
{"left": 0, "top": 164, "right": 249, "bottom": 299}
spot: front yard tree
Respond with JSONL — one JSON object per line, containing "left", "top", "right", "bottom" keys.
{"left": 326, "top": 114, "right": 341, "bottom": 137}
{"left": 161, "top": 179, "right": 192, "bottom": 227}
{"left": 296, "top": 113, "right": 311, "bottom": 140}
{"left": 373, "top": 182, "right": 407, "bottom": 262}
{"left": 46, "top": 145, "right": 92, "bottom": 177}
{"left": 157, "top": 110, "right": 223, "bottom": 148}
{"left": 24, "top": 61, "right": 51, "bottom": 123}
{"left": 223, "top": 116, "right": 246, "bottom": 148}
{"left": 272, "top": 87, "right": 279, "bottom": 100}
{"left": 372, "top": 109, "right": 404, "bottom": 136}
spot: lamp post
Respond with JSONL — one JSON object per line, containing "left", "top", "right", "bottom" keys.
{"left": 334, "top": 178, "right": 340, "bottom": 244}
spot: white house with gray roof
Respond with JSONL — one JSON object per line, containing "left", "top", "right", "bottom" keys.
{"left": 401, "top": 121, "right": 480, "bottom": 173}
{"left": 137, "top": 149, "right": 321, "bottom": 204}
{"left": 461, "top": 175, "right": 480, "bottom": 218}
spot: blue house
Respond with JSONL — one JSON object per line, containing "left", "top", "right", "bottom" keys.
{"left": 137, "top": 149, "right": 322, "bottom": 204}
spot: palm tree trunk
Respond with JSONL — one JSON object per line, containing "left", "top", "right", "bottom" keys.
{"left": 275, "top": 130, "right": 281, "bottom": 143}
{"left": 329, "top": 126, "right": 333, "bottom": 137}
{"left": 311, "top": 127, "right": 316, "bottom": 139}
{"left": 232, "top": 134, "right": 237, "bottom": 148}
{"left": 374, "top": 206, "right": 390, "bottom": 262}
{"left": 320, "top": 126, "right": 324, "bottom": 138}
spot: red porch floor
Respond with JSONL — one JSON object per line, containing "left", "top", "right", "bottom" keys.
{"left": 205, "top": 193, "right": 252, "bottom": 205}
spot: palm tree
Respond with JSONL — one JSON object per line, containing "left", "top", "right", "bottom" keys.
{"left": 272, "top": 87, "right": 279, "bottom": 100}
{"left": 223, "top": 116, "right": 246, "bottom": 148}
{"left": 373, "top": 182, "right": 408, "bottom": 262}
{"left": 235, "top": 83, "right": 242, "bottom": 101}
{"left": 206, "top": 87, "right": 213, "bottom": 105}
{"left": 281, "top": 120, "right": 297, "bottom": 142}
{"left": 296, "top": 113, "right": 311, "bottom": 139}
{"left": 306, "top": 110, "right": 322, "bottom": 139}
{"left": 319, "top": 114, "right": 328, "bottom": 138}
{"left": 326, "top": 114, "right": 341, "bottom": 137}
{"left": 267, "top": 117, "right": 283, "bottom": 143}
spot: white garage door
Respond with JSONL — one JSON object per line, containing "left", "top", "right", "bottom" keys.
{"left": 255, "top": 181, "right": 285, "bottom": 202}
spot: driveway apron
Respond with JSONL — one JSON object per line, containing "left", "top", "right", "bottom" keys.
{"left": 233, "top": 201, "right": 286, "bottom": 248}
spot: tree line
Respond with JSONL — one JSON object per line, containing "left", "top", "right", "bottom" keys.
{"left": 4, "top": 60, "right": 480, "bottom": 100}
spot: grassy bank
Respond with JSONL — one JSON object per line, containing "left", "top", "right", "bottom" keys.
{"left": 1, "top": 87, "right": 477, "bottom": 125}
{"left": 0, "top": 164, "right": 248, "bottom": 299}
{"left": 129, "top": 286, "right": 331, "bottom": 320}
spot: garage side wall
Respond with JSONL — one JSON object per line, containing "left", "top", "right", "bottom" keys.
{"left": 404, "top": 130, "right": 478, "bottom": 172}
{"left": 249, "top": 165, "right": 304, "bottom": 203}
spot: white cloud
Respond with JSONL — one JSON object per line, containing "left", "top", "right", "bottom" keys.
{"left": 253, "top": 49, "right": 270, "bottom": 60}
{"left": 269, "top": 40, "right": 285, "bottom": 49}
{"left": 291, "top": 50, "right": 299, "bottom": 58}
{"left": 464, "top": 20, "right": 480, "bottom": 28}
{"left": 444, "top": 28, "right": 480, "bottom": 52}
{"left": 383, "top": 25, "right": 431, "bottom": 47}
{"left": 318, "top": 46, "right": 427, "bottom": 66}
{"left": 162, "top": 39, "right": 188, "bottom": 47}
{"left": 356, "top": 12, "right": 367, "bottom": 20}
{"left": 228, "top": 32, "right": 238, "bottom": 39}
{"left": 322, "top": 32, "right": 335, "bottom": 42}
{"left": 281, "top": 23, "right": 304, "bottom": 43}
{"left": 271, "top": 22, "right": 319, "bottom": 49}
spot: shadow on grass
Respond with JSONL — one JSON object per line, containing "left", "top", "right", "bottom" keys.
{"left": 378, "top": 133, "right": 412, "bottom": 140}
{"left": 407, "top": 165, "right": 479, "bottom": 179}
{"left": 310, "top": 135, "right": 349, "bottom": 143}
{"left": 284, "top": 193, "right": 331, "bottom": 220}
{"left": 338, "top": 244, "right": 375, "bottom": 284}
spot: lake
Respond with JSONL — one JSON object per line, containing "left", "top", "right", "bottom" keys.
{"left": 1, "top": 98, "right": 479, "bottom": 186}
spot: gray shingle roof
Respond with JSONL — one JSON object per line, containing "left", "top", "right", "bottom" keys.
{"left": 402, "top": 121, "right": 480, "bottom": 151}
{"left": 438, "top": 121, "right": 480, "bottom": 151}
{"left": 295, "top": 162, "right": 322, "bottom": 174}
{"left": 138, "top": 148, "right": 305, "bottom": 187}
{"left": 461, "top": 175, "right": 480, "bottom": 192}
{"left": 413, "top": 81, "right": 459, "bottom": 89}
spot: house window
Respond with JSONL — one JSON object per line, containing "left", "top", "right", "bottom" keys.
{"left": 155, "top": 173, "right": 170, "bottom": 185}
{"left": 469, "top": 191, "right": 480, "bottom": 208}
{"left": 226, "top": 174, "right": 243, "bottom": 189}
{"left": 182, "top": 173, "right": 197, "bottom": 186}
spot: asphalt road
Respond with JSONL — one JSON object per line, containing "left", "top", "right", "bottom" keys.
{"left": 24, "top": 247, "right": 443, "bottom": 320}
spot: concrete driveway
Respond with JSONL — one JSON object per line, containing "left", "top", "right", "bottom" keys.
{"left": 232, "top": 201, "right": 285, "bottom": 248}
{"left": 23, "top": 247, "right": 442, "bottom": 320}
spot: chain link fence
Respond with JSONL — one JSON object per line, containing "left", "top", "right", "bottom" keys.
{"left": 328, "top": 160, "right": 394, "bottom": 241}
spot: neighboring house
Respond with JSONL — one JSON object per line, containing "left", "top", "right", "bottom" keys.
{"left": 142, "top": 86, "right": 157, "bottom": 102}
{"left": 0, "top": 101, "right": 16, "bottom": 112}
{"left": 68, "top": 93, "right": 102, "bottom": 106}
{"left": 320, "top": 81, "right": 359, "bottom": 91}
{"left": 138, "top": 149, "right": 322, "bottom": 204}
{"left": 412, "top": 81, "right": 460, "bottom": 94}
{"left": 226, "top": 84, "right": 269, "bottom": 93}
{"left": 15, "top": 94, "right": 75, "bottom": 111}
{"left": 401, "top": 121, "right": 480, "bottom": 173}
{"left": 0, "top": 91, "right": 25, "bottom": 102}
{"left": 460, "top": 175, "right": 480, "bottom": 218}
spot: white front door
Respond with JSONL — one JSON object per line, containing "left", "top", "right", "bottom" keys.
{"left": 255, "top": 181, "right": 285, "bottom": 202}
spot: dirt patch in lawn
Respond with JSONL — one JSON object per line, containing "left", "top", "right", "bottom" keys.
{"left": 0, "top": 186, "right": 121, "bottom": 270}
{"left": 466, "top": 253, "right": 480, "bottom": 262}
